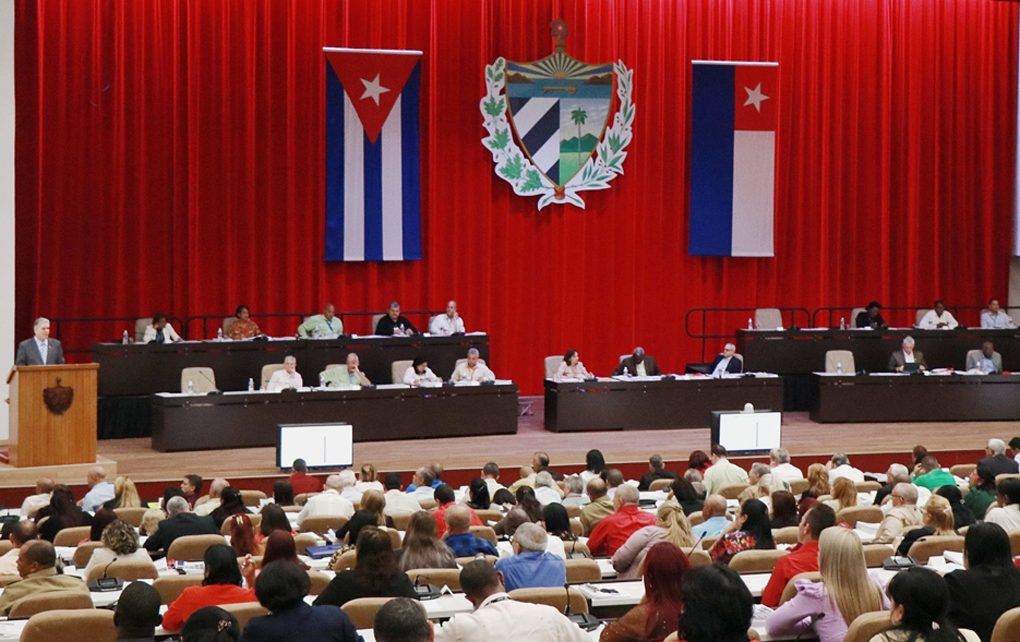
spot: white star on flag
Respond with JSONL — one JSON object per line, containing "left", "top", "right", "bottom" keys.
{"left": 360, "top": 73, "right": 390, "bottom": 106}
{"left": 743, "top": 83, "right": 769, "bottom": 112}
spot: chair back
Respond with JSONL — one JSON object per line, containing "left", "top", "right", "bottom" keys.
{"left": 544, "top": 356, "right": 561, "bottom": 380}
{"left": 845, "top": 611, "right": 893, "bottom": 642}
{"left": 220, "top": 602, "right": 270, "bottom": 632}
{"left": 648, "top": 478, "right": 673, "bottom": 492}
{"left": 342, "top": 597, "right": 395, "bottom": 629}
{"left": 391, "top": 360, "right": 413, "bottom": 384}
{"left": 701, "top": 536, "right": 719, "bottom": 550}
{"left": 222, "top": 316, "right": 236, "bottom": 337}
{"left": 419, "top": 498, "right": 438, "bottom": 510}
{"left": 728, "top": 549, "right": 788, "bottom": 573}
{"left": 564, "top": 558, "right": 601, "bottom": 582}
{"left": 53, "top": 526, "right": 91, "bottom": 547}
{"left": 85, "top": 559, "right": 159, "bottom": 583}
{"left": 153, "top": 574, "right": 204, "bottom": 603}
{"left": 0, "top": 540, "right": 10, "bottom": 557}
{"left": 1010, "top": 531, "right": 1020, "bottom": 556}
{"left": 824, "top": 350, "right": 856, "bottom": 374}
{"left": 8, "top": 590, "right": 93, "bottom": 618}
{"left": 564, "top": 504, "right": 582, "bottom": 519}
{"left": 19, "top": 609, "right": 115, "bottom": 642}
{"left": 474, "top": 509, "right": 503, "bottom": 523}
{"left": 134, "top": 317, "right": 150, "bottom": 343}
{"left": 294, "top": 492, "right": 316, "bottom": 506}
{"left": 165, "top": 534, "right": 227, "bottom": 562}
{"left": 180, "top": 367, "right": 216, "bottom": 393}
{"left": 260, "top": 363, "right": 285, "bottom": 390}
{"left": 855, "top": 481, "right": 882, "bottom": 493}
{"left": 754, "top": 308, "right": 783, "bottom": 330}
{"left": 779, "top": 571, "right": 822, "bottom": 605}
{"left": 112, "top": 507, "right": 147, "bottom": 527}
{"left": 509, "top": 587, "right": 588, "bottom": 614}
{"left": 719, "top": 484, "right": 749, "bottom": 500}
{"left": 293, "top": 532, "right": 319, "bottom": 556}
{"left": 965, "top": 349, "right": 982, "bottom": 370}
{"left": 906, "top": 535, "right": 965, "bottom": 564}
{"left": 772, "top": 526, "right": 800, "bottom": 546}
{"left": 992, "top": 605, "right": 1020, "bottom": 642}
{"left": 72, "top": 541, "right": 104, "bottom": 568}
{"left": 239, "top": 490, "right": 267, "bottom": 507}
{"left": 331, "top": 550, "right": 358, "bottom": 571}
{"left": 862, "top": 544, "right": 894, "bottom": 567}
{"left": 385, "top": 527, "right": 401, "bottom": 550}
{"left": 308, "top": 570, "right": 332, "bottom": 595}
{"left": 563, "top": 541, "right": 590, "bottom": 557}
{"left": 687, "top": 549, "right": 712, "bottom": 567}
{"left": 388, "top": 512, "right": 414, "bottom": 531}
{"left": 299, "top": 515, "right": 349, "bottom": 535}
{"left": 469, "top": 525, "right": 497, "bottom": 544}
{"left": 455, "top": 555, "right": 498, "bottom": 567}
{"left": 837, "top": 505, "right": 883, "bottom": 528}
{"left": 788, "top": 479, "right": 810, "bottom": 496}
{"left": 570, "top": 518, "right": 583, "bottom": 537}
{"left": 849, "top": 307, "right": 866, "bottom": 325}
{"left": 915, "top": 309, "right": 928, "bottom": 326}
{"left": 950, "top": 464, "right": 976, "bottom": 478}
{"left": 370, "top": 314, "right": 386, "bottom": 333}
{"left": 221, "top": 512, "right": 263, "bottom": 534}
{"left": 687, "top": 511, "right": 704, "bottom": 526}
{"left": 406, "top": 568, "right": 462, "bottom": 591}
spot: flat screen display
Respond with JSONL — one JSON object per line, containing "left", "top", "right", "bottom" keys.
{"left": 277, "top": 423, "right": 353, "bottom": 469}
{"left": 711, "top": 411, "right": 782, "bottom": 454}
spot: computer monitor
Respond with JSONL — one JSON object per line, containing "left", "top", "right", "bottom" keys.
{"left": 277, "top": 423, "right": 353, "bottom": 469}
{"left": 710, "top": 410, "right": 782, "bottom": 455}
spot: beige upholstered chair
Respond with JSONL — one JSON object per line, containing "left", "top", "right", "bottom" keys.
{"left": 406, "top": 568, "right": 462, "bottom": 590}
{"left": 342, "top": 597, "right": 395, "bottom": 629}
{"left": 649, "top": 478, "right": 673, "bottom": 492}
{"left": 569, "top": 518, "right": 584, "bottom": 537}
{"left": 370, "top": 314, "right": 386, "bottom": 334}
{"left": 992, "top": 606, "right": 1020, "bottom": 642}
{"left": 112, "top": 507, "right": 147, "bottom": 527}
{"left": 331, "top": 550, "right": 358, "bottom": 571}
{"left": 509, "top": 587, "right": 588, "bottom": 613}
{"left": 293, "top": 533, "right": 319, "bottom": 556}
{"left": 564, "top": 558, "right": 601, "bottom": 582}
{"left": 455, "top": 555, "right": 498, "bottom": 567}
{"left": 8, "top": 590, "right": 94, "bottom": 618}
{"left": 754, "top": 308, "right": 783, "bottom": 330}
{"left": 836, "top": 505, "right": 883, "bottom": 528}
{"left": 474, "top": 509, "right": 503, "bottom": 523}
{"left": 53, "top": 526, "right": 91, "bottom": 547}
{"left": 544, "top": 356, "right": 562, "bottom": 380}
{"left": 915, "top": 309, "right": 928, "bottom": 326}
{"left": 153, "top": 575, "right": 204, "bottom": 604}
{"left": 907, "top": 535, "right": 965, "bottom": 564}
{"left": 845, "top": 611, "right": 893, "bottom": 642}
{"left": 220, "top": 602, "right": 270, "bottom": 632}
{"left": 779, "top": 571, "right": 822, "bottom": 605}
{"left": 862, "top": 544, "right": 894, "bottom": 567}
{"left": 719, "top": 484, "right": 749, "bottom": 500}
{"left": 19, "top": 609, "right": 115, "bottom": 642}
{"left": 772, "top": 526, "right": 800, "bottom": 546}
{"left": 563, "top": 541, "right": 590, "bottom": 557}
{"left": 299, "top": 515, "right": 348, "bottom": 535}
{"left": 222, "top": 316, "right": 237, "bottom": 337}
{"left": 239, "top": 490, "right": 267, "bottom": 507}
{"left": 728, "top": 549, "right": 788, "bottom": 573}
{"left": 391, "top": 360, "right": 413, "bottom": 384}
{"left": 687, "top": 511, "right": 704, "bottom": 526}
{"left": 855, "top": 481, "right": 882, "bottom": 493}
{"left": 849, "top": 307, "right": 866, "bottom": 326}
{"left": 564, "top": 505, "right": 582, "bottom": 519}
{"left": 260, "top": 363, "right": 285, "bottom": 390}
{"left": 419, "top": 498, "right": 438, "bottom": 510}
{"left": 469, "top": 525, "right": 497, "bottom": 544}
{"left": 72, "top": 541, "right": 104, "bottom": 568}
{"left": 687, "top": 549, "right": 712, "bottom": 567}
{"left": 134, "top": 317, "right": 151, "bottom": 343}
{"left": 0, "top": 540, "right": 10, "bottom": 557}
{"left": 180, "top": 367, "right": 216, "bottom": 393}
{"left": 788, "top": 479, "right": 810, "bottom": 496}
{"left": 824, "top": 350, "right": 856, "bottom": 374}
{"left": 85, "top": 559, "right": 159, "bottom": 583}
{"left": 388, "top": 512, "right": 414, "bottom": 531}
{"left": 308, "top": 570, "right": 332, "bottom": 596}
{"left": 165, "top": 534, "right": 227, "bottom": 562}
{"left": 950, "top": 464, "right": 976, "bottom": 478}
{"left": 701, "top": 536, "right": 719, "bottom": 551}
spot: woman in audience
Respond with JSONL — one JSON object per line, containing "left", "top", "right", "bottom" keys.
{"left": 260, "top": 530, "right": 308, "bottom": 570}
{"left": 896, "top": 494, "right": 955, "bottom": 557}
{"left": 677, "top": 564, "right": 754, "bottom": 642}
{"left": 766, "top": 526, "right": 887, "bottom": 642}
{"left": 336, "top": 489, "right": 389, "bottom": 546}
{"left": 397, "top": 511, "right": 457, "bottom": 571}
{"left": 709, "top": 498, "right": 775, "bottom": 564}
{"left": 555, "top": 348, "right": 592, "bottom": 381}
{"left": 314, "top": 527, "right": 417, "bottom": 608}
{"left": 83, "top": 519, "right": 156, "bottom": 579}
{"left": 139, "top": 508, "right": 165, "bottom": 537}
{"left": 541, "top": 503, "right": 573, "bottom": 557}
{"left": 272, "top": 480, "right": 294, "bottom": 507}
{"left": 561, "top": 475, "right": 589, "bottom": 507}
{"left": 937, "top": 485, "right": 975, "bottom": 530}
{"left": 490, "top": 487, "right": 517, "bottom": 507}
{"left": 181, "top": 606, "right": 240, "bottom": 642}
{"left": 807, "top": 463, "right": 831, "bottom": 496}
{"left": 687, "top": 450, "right": 710, "bottom": 474}
{"left": 770, "top": 490, "right": 799, "bottom": 529}
{"left": 614, "top": 503, "right": 694, "bottom": 580}
{"left": 258, "top": 504, "right": 294, "bottom": 544}
{"left": 226, "top": 305, "right": 262, "bottom": 340}
{"left": 826, "top": 476, "right": 859, "bottom": 512}
{"left": 163, "top": 544, "right": 256, "bottom": 632}
{"left": 465, "top": 478, "right": 491, "bottom": 510}
{"left": 403, "top": 357, "right": 441, "bottom": 387}
{"left": 210, "top": 487, "right": 250, "bottom": 530}
{"left": 103, "top": 476, "right": 142, "bottom": 510}
{"left": 873, "top": 566, "right": 979, "bottom": 641}
{"left": 798, "top": 491, "right": 820, "bottom": 519}
{"left": 684, "top": 468, "right": 707, "bottom": 499}
{"left": 229, "top": 514, "right": 260, "bottom": 557}
{"left": 669, "top": 477, "right": 704, "bottom": 516}
{"left": 945, "top": 522, "right": 1020, "bottom": 641}
{"left": 36, "top": 485, "right": 93, "bottom": 542}
{"left": 601, "top": 542, "right": 688, "bottom": 642}
{"left": 581, "top": 449, "right": 607, "bottom": 483}
{"left": 357, "top": 464, "right": 384, "bottom": 492}
{"left": 493, "top": 486, "right": 543, "bottom": 536}
{"left": 963, "top": 464, "right": 997, "bottom": 520}
{"left": 89, "top": 508, "right": 119, "bottom": 542}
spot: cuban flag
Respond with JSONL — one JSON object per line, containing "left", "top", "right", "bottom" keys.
{"left": 689, "top": 61, "right": 778, "bottom": 257}
{"left": 324, "top": 48, "right": 422, "bottom": 261}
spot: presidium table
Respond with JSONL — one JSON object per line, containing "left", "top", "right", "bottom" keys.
{"left": 544, "top": 374, "right": 783, "bottom": 432}
{"left": 151, "top": 382, "right": 519, "bottom": 452}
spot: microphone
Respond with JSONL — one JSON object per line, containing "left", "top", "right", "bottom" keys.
{"left": 101, "top": 556, "right": 118, "bottom": 580}
{"left": 689, "top": 529, "right": 708, "bottom": 554}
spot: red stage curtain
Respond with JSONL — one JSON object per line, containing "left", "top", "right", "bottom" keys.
{"left": 15, "top": 0, "right": 1018, "bottom": 393}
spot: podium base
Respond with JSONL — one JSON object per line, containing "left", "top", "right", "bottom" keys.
{"left": 0, "top": 455, "right": 118, "bottom": 488}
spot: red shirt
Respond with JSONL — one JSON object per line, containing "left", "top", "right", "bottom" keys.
{"left": 760, "top": 539, "right": 819, "bottom": 607}
{"left": 433, "top": 502, "right": 482, "bottom": 538}
{"left": 162, "top": 583, "right": 257, "bottom": 631}
{"left": 289, "top": 471, "right": 322, "bottom": 496}
{"left": 586, "top": 505, "right": 656, "bottom": 556}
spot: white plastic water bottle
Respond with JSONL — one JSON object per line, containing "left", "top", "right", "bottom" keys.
{"left": 839, "top": 317, "right": 846, "bottom": 330}
{"left": 216, "top": 328, "right": 223, "bottom": 341}
{"left": 319, "top": 372, "right": 325, "bottom": 389}
{"left": 187, "top": 380, "right": 194, "bottom": 394}
{"left": 747, "top": 318, "right": 754, "bottom": 330}
{"left": 247, "top": 378, "right": 254, "bottom": 392}
{"left": 122, "top": 330, "right": 129, "bottom": 344}
{"left": 836, "top": 362, "right": 844, "bottom": 375}
{"left": 623, "top": 366, "right": 629, "bottom": 377}
{"left": 397, "top": 323, "right": 405, "bottom": 336}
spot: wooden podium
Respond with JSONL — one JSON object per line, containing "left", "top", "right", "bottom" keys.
{"left": 7, "top": 364, "right": 99, "bottom": 467}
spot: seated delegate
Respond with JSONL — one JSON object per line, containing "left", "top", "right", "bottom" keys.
{"left": 709, "top": 343, "right": 742, "bottom": 377}
{"left": 429, "top": 300, "right": 465, "bottom": 335}
{"left": 227, "top": 305, "right": 262, "bottom": 340}
{"left": 321, "top": 353, "right": 371, "bottom": 387}
{"left": 554, "top": 349, "right": 592, "bottom": 381}
{"left": 981, "top": 298, "right": 1015, "bottom": 329}
{"left": 966, "top": 340, "right": 1002, "bottom": 374}
{"left": 916, "top": 299, "right": 959, "bottom": 329}
{"left": 297, "top": 303, "right": 343, "bottom": 338}
{"left": 889, "top": 336, "right": 926, "bottom": 372}
{"left": 143, "top": 312, "right": 183, "bottom": 343}
{"left": 376, "top": 301, "right": 418, "bottom": 336}
{"left": 404, "top": 357, "right": 441, "bottom": 386}
{"left": 267, "top": 356, "right": 303, "bottom": 391}
{"left": 855, "top": 301, "right": 887, "bottom": 329}
{"left": 613, "top": 346, "right": 661, "bottom": 376}
{"left": 451, "top": 348, "right": 495, "bottom": 383}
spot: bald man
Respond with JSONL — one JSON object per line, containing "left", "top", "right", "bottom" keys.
{"left": 429, "top": 301, "right": 466, "bottom": 335}
{"left": 80, "top": 466, "right": 115, "bottom": 512}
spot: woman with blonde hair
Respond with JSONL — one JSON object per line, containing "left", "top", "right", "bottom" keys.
{"left": 83, "top": 519, "right": 157, "bottom": 580}
{"left": 613, "top": 502, "right": 695, "bottom": 579}
{"left": 103, "top": 476, "right": 141, "bottom": 510}
{"left": 896, "top": 494, "right": 955, "bottom": 557}
{"left": 826, "top": 477, "right": 858, "bottom": 512}
{"left": 807, "top": 463, "right": 830, "bottom": 496}
{"left": 766, "top": 526, "right": 887, "bottom": 642}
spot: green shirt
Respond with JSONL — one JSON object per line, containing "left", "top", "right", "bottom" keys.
{"left": 321, "top": 367, "right": 363, "bottom": 387}
{"left": 297, "top": 314, "right": 343, "bottom": 338}
{"left": 963, "top": 487, "right": 996, "bottom": 520}
{"left": 912, "top": 469, "right": 957, "bottom": 491}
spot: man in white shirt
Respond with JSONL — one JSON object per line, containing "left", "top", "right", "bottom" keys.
{"left": 194, "top": 478, "right": 229, "bottom": 516}
{"left": 451, "top": 348, "right": 495, "bottom": 383}
{"left": 533, "top": 472, "right": 563, "bottom": 505}
{"left": 142, "top": 313, "right": 183, "bottom": 343}
{"left": 981, "top": 299, "right": 1015, "bottom": 329}
{"left": 20, "top": 478, "right": 54, "bottom": 518}
{"left": 296, "top": 475, "right": 355, "bottom": 525}
{"left": 917, "top": 300, "right": 959, "bottom": 329}
{"left": 481, "top": 462, "right": 506, "bottom": 497}
{"left": 267, "top": 355, "right": 303, "bottom": 392}
{"left": 768, "top": 448, "right": 804, "bottom": 484}
{"left": 80, "top": 466, "right": 115, "bottom": 512}
{"left": 337, "top": 469, "right": 363, "bottom": 505}
{"left": 986, "top": 478, "right": 1020, "bottom": 531}
{"left": 408, "top": 468, "right": 440, "bottom": 505}
{"left": 703, "top": 444, "right": 749, "bottom": 496}
{"left": 827, "top": 453, "right": 865, "bottom": 484}
{"left": 429, "top": 300, "right": 466, "bottom": 335}
{"left": 382, "top": 473, "right": 423, "bottom": 515}
{"left": 873, "top": 483, "right": 925, "bottom": 544}
{"left": 434, "top": 561, "right": 588, "bottom": 642}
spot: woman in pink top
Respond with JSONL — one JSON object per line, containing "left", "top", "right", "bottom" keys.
{"left": 555, "top": 349, "right": 592, "bottom": 381}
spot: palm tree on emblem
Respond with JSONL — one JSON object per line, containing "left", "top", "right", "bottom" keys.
{"left": 570, "top": 107, "right": 588, "bottom": 167}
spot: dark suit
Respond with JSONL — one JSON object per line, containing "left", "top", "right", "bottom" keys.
{"left": 855, "top": 311, "right": 887, "bottom": 329}
{"left": 638, "top": 469, "right": 678, "bottom": 491}
{"left": 946, "top": 564, "right": 1020, "bottom": 641}
{"left": 979, "top": 454, "right": 1019, "bottom": 478}
{"left": 142, "top": 513, "right": 219, "bottom": 553}
{"left": 15, "top": 338, "right": 65, "bottom": 366}
{"left": 708, "top": 354, "right": 743, "bottom": 374}
{"left": 888, "top": 350, "right": 926, "bottom": 372}
{"left": 613, "top": 355, "right": 661, "bottom": 376}
{"left": 239, "top": 603, "right": 360, "bottom": 642}
{"left": 375, "top": 315, "right": 418, "bottom": 335}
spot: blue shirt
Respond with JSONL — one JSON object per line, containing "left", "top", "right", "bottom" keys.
{"left": 494, "top": 551, "right": 566, "bottom": 591}
{"left": 444, "top": 532, "right": 498, "bottom": 557}
{"left": 405, "top": 479, "right": 443, "bottom": 493}
{"left": 982, "top": 356, "right": 996, "bottom": 374}
{"left": 691, "top": 515, "right": 730, "bottom": 539}
{"left": 82, "top": 481, "right": 116, "bottom": 512}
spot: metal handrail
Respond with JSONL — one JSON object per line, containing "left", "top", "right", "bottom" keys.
{"left": 683, "top": 307, "right": 813, "bottom": 361}
{"left": 812, "top": 305, "right": 1020, "bottom": 328}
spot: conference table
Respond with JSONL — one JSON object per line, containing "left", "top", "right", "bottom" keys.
{"left": 150, "top": 382, "right": 519, "bottom": 451}
{"left": 92, "top": 333, "right": 490, "bottom": 438}
{"left": 544, "top": 374, "right": 783, "bottom": 432}
{"left": 810, "top": 372, "right": 1020, "bottom": 423}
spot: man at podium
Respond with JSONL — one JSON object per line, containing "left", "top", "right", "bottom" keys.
{"left": 14, "top": 317, "right": 64, "bottom": 366}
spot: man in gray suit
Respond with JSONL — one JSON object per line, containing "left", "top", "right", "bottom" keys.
{"left": 888, "top": 336, "right": 926, "bottom": 372}
{"left": 966, "top": 340, "right": 1003, "bottom": 374}
{"left": 15, "top": 317, "right": 65, "bottom": 366}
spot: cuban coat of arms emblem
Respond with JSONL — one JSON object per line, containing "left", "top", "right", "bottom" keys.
{"left": 480, "top": 20, "right": 635, "bottom": 210}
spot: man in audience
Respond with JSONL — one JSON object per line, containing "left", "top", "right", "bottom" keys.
{"left": 194, "top": 478, "right": 230, "bottom": 516}
{"left": 297, "top": 303, "right": 343, "bottom": 338}
{"left": 288, "top": 460, "right": 320, "bottom": 496}
{"left": 533, "top": 472, "right": 563, "bottom": 505}
{"left": 80, "top": 465, "right": 115, "bottom": 512}
{"left": 613, "top": 346, "right": 660, "bottom": 376}
{"left": 855, "top": 301, "right": 887, "bottom": 329}
{"left": 375, "top": 598, "right": 434, "bottom": 642}
{"left": 875, "top": 463, "right": 929, "bottom": 507}
{"left": 708, "top": 343, "right": 742, "bottom": 377}
{"left": 889, "top": 336, "right": 927, "bottom": 372}
{"left": 638, "top": 454, "right": 678, "bottom": 490}
{"left": 981, "top": 298, "right": 1015, "bottom": 329}
{"left": 494, "top": 523, "right": 566, "bottom": 591}
{"left": 451, "top": 348, "right": 495, "bottom": 382}
{"left": 580, "top": 478, "right": 614, "bottom": 535}
{"left": 376, "top": 301, "right": 418, "bottom": 336}
{"left": 561, "top": 476, "right": 589, "bottom": 507}
{"left": 433, "top": 560, "right": 588, "bottom": 641}
{"left": 508, "top": 466, "right": 536, "bottom": 494}
{"left": 760, "top": 504, "right": 836, "bottom": 607}
{"left": 143, "top": 496, "right": 219, "bottom": 554}
{"left": 605, "top": 469, "right": 626, "bottom": 500}
{"left": 408, "top": 467, "right": 440, "bottom": 504}
{"left": 767, "top": 448, "right": 803, "bottom": 485}
{"left": 0, "top": 540, "right": 89, "bottom": 615}
{"left": 873, "top": 483, "right": 925, "bottom": 544}
{"left": 382, "top": 473, "right": 424, "bottom": 515}
{"left": 266, "top": 355, "right": 303, "bottom": 392}
{"left": 443, "top": 505, "right": 498, "bottom": 557}
{"left": 322, "top": 352, "right": 372, "bottom": 387}
{"left": 966, "top": 340, "right": 1003, "bottom": 374}
{"left": 964, "top": 462, "right": 998, "bottom": 519}
{"left": 429, "top": 300, "right": 465, "bottom": 336}
{"left": 180, "top": 474, "right": 203, "bottom": 507}
{"left": 296, "top": 475, "right": 355, "bottom": 526}
{"left": 912, "top": 455, "right": 956, "bottom": 490}
{"left": 480, "top": 462, "right": 505, "bottom": 497}
{"left": 337, "top": 469, "right": 363, "bottom": 504}
{"left": 114, "top": 581, "right": 163, "bottom": 641}
{"left": 827, "top": 452, "right": 865, "bottom": 484}
{"left": 703, "top": 444, "right": 749, "bottom": 495}
{"left": 15, "top": 317, "right": 65, "bottom": 365}
{"left": 985, "top": 478, "right": 1020, "bottom": 531}
{"left": 691, "top": 495, "right": 730, "bottom": 538}
{"left": 917, "top": 299, "right": 959, "bottom": 329}
{"left": 587, "top": 485, "right": 655, "bottom": 556}
{"left": 433, "top": 485, "right": 482, "bottom": 538}
{"left": 19, "top": 478, "right": 54, "bottom": 518}
{"left": 0, "top": 521, "right": 37, "bottom": 583}
{"left": 979, "top": 438, "right": 1019, "bottom": 477}
{"left": 531, "top": 451, "right": 564, "bottom": 481}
